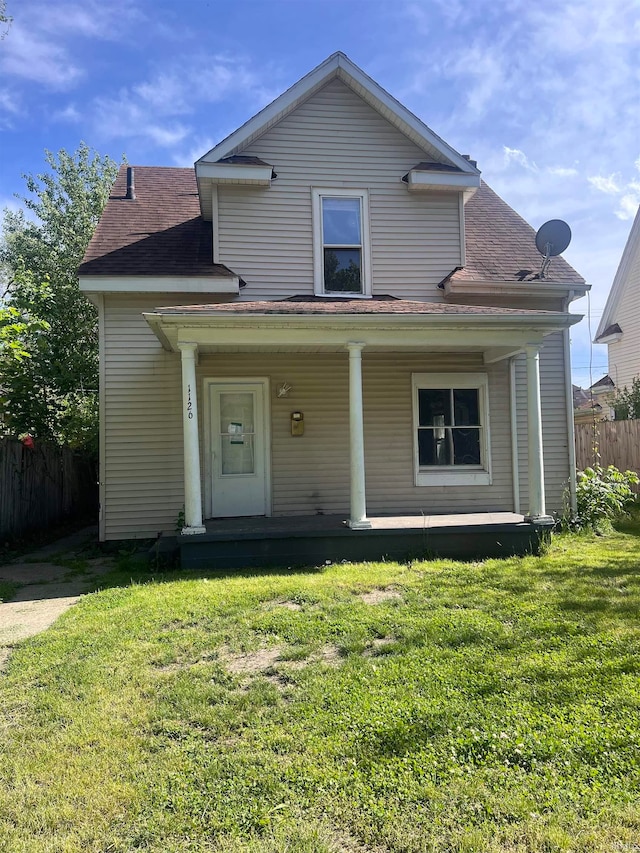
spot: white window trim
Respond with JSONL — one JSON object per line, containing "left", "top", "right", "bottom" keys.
{"left": 412, "top": 372, "right": 492, "bottom": 486}
{"left": 312, "top": 187, "right": 372, "bottom": 297}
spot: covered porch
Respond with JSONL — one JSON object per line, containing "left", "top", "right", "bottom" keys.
{"left": 144, "top": 297, "right": 579, "bottom": 566}
{"left": 178, "top": 511, "right": 551, "bottom": 570}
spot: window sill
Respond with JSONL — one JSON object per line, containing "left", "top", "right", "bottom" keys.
{"left": 415, "top": 470, "right": 491, "bottom": 487}
{"left": 315, "top": 292, "right": 372, "bottom": 299}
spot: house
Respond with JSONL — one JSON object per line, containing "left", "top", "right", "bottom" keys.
{"left": 595, "top": 205, "right": 640, "bottom": 391}
{"left": 79, "top": 53, "right": 588, "bottom": 566}
{"left": 573, "top": 376, "right": 615, "bottom": 425}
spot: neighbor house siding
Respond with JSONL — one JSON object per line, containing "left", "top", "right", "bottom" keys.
{"left": 608, "top": 245, "right": 640, "bottom": 390}
{"left": 515, "top": 332, "right": 569, "bottom": 515}
{"left": 217, "top": 78, "right": 462, "bottom": 301}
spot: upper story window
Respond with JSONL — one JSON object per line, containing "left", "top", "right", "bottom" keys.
{"left": 312, "top": 188, "right": 371, "bottom": 297}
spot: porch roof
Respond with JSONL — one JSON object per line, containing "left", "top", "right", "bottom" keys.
{"left": 144, "top": 296, "right": 581, "bottom": 357}
{"left": 152, "top": 295, "right": 562, "bottom": 317}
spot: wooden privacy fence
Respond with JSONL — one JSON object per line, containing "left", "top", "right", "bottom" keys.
{"left": 0, "top": 439, "right": 97, "bottom": 540}
{"left": 575, "top": 420, "right": 640, "bottom": 489}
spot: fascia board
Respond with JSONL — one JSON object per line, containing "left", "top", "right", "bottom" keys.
{"left": 195, "top": 162, "right": 272, "bottom": 184}
{"left": 595, "top": 204, "right": 640, "bottom": 338}
{"left": 79, "top": 276, "right": 240, "bottom": 294}
{"left": 146, "top": 310, "right": 580, "bottom": 333}
{"left": 197, "top": 52, "right": 480, "bottom": 176}
{"left": 407, "top": 171, "right": 481, "bottom": 191}
{"left": 595, "top": 331, "right": 623, "bottom": 345}
{"left": 444, "top": 279, "right": 590, "bottom": 299}
{"left": 198, "top": 53, "right": 344, "bottom": 164}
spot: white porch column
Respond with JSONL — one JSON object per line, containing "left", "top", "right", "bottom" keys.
{"left": 346, "top": 342, "right": 371, "bottom": 529}
{"left": 524, "top": 344, "right": 552, "bottom": 522}
{"left": 178, "top": 342, "right": 205, "bottom": 534}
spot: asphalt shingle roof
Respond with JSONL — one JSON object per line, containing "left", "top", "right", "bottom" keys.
{"left": 79, "top": 166, "right": 235, "bottom": 278}
{"left": 451, "top": 181, "right": 585, "bottom": 285}
{"left": 80, "top": 167, "right": 585, "bottom": 286}
{"left": 154, "top": 296, "right": 557, "bottom": 317}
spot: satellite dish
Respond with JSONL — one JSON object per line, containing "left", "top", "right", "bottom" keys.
{"left": 534, "top": 219, "right": 571, "bottom": 279}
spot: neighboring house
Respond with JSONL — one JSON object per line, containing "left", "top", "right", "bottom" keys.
{"left": 595, "top": 205, "right": 640, "bottom": 391}
{"left": 573, "top": 376, "right": 615, "bottom": 425}
{"left": 79, "top": 53, "right": 587, "bottom": 561}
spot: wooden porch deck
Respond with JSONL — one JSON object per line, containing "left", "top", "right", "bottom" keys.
{"left": 178, "top": 512, "right": 553, "bottom": 570}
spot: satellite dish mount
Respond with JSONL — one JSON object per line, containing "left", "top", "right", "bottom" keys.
{"left": 534, "top": 219, "right": 571, "bottom": 279}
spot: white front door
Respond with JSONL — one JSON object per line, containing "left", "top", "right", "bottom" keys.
{"left": 209, "top": 381, "right": 269, "bottom": 517}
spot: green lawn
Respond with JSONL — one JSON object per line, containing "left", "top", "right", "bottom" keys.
{"left": 1, "top": 524, "right": 639, "bottom": 853}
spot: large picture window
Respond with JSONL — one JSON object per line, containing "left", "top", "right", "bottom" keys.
{"left": 412, "top": 373, "right": 492, "bottom": 486}
{"left": 312, "top": 188, "right": 371, "bottom": 297}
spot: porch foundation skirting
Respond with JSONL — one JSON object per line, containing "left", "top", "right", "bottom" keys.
{"left": 176, "top": 513, "right": 554, "bottom": 571}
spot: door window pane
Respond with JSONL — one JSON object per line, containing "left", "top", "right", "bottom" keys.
{"left": 219, "top": 392, "right": 255, "bottom": 475}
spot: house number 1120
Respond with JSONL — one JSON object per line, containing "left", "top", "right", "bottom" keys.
{"left": 187, "top": 385, "right": 194, "bottom": 419}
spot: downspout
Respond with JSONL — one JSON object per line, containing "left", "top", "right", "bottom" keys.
{"left": 563, "top": 293, "right": 578, "bottom": 515}
{"left": 509, "top": 356, "right": 520, "bottom": 514}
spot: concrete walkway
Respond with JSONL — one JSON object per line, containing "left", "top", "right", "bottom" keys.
{"left": 0, "top": 526, "right": 116, "bottom": 671}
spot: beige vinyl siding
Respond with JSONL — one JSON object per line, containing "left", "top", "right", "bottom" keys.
{"left": 196, "top": 352, "right": 514, "bottom": 518}
{"left": 103, "top": 294, "right": 223, "bottom": 540}
{"left": 218, "top": 78, "right": 461, "bottom": 301}
{"left": 608, "top": 243, "right": 640, "bottom": 390}
{"left": 515, "top": 332, "right": 569, "bottom": 515}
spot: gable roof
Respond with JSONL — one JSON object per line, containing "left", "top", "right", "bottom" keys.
{"left": 79, "top": 167, "right": 585, "bottom": 286}
{"left": 595, "top": 204, "right": 640, "bottom": 339}
{"left": 79, "top": 166, "right": 235, "bottom": 278}
{"left": 196, "top": 53, "right": 480, "bottom": 176}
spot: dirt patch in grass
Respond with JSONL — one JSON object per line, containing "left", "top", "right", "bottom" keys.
{"left": 363, "top": 637, "right": 395, "bottom": 657}
{"left": 359, "top": 587, "right": 402, "bottom": 605}
{"left": 223, "top": 646, "right": 284, "bottom": 675}
{"left": 222, "top": 643, "right": 342, "bottom": 678}
{"left": 264, "top": 599, "right": 303, "bottom": 611}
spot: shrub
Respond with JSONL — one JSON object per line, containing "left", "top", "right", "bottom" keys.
{"left": 572, "top": 465, "right": 639, "bottom": 530}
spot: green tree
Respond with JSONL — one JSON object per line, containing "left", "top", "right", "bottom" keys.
{"left": 1, "top": 1, "right": 12, "bottom": 38}
{"left": 0, "top": 143, "right": 121, "bottom": 452}
{"left": 612, "top": 376, "right": 640, "bottom": 420}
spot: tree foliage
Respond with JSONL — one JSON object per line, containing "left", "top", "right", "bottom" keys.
{"left": 612, "top": 375, "right": 640, "bottom": 420}
{"left": 0, "top": 143, "right": 121, "bottom": 452}
{"left": 0, "top": 1, "right": 11, "bottom": 38}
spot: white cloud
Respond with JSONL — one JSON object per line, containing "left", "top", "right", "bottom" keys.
{"left": 548, "top": 167, "right": 579, "bottom": 178}
{"left": 86, "top": 55, "right": 280, "bottom": 154}
{"left": 588, "top": 174, "right": 621, "bottom": 195}
{"left": 0, "top": 0, "right": 144, "bottom": 90}
{"left": 53, "top": 104, "right": 81, "bottom": 122}
{"left": 1, "top": 26, "right": 82, "bottom": 89}
{"left": 503, "top": 146, "right": 538, "bottom": 172}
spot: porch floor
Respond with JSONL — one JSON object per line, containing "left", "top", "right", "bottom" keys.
{"left": 178, "top": 512, "right": 552, "bottom": 570}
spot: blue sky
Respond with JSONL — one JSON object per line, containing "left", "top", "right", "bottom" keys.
{"left": 1, "top": 0, "right": 639, "bottom": 387}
